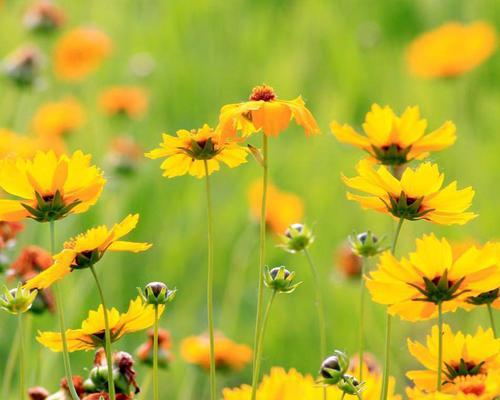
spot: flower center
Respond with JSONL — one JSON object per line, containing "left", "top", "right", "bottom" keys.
{"left": 445, "top": 359, "right": 484, "bottom": 380}
{"left": 249, "top": 85, "right": 276, "bottom": 101}
{"left": 371, "top": 143, "right": 411, "bottom": 166}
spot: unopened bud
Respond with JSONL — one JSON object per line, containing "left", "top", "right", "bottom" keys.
{"left": 281, "top": 223, "right": 314, "bottom": 254}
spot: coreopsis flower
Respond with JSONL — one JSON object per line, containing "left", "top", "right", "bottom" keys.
{"left": 145, "top": 124, "right": 248, "bottom": 178}
{"left": 0, "top": 220, "right": 23, "bottom": 250}
{"left": 342, "top": 160, "right": 476, "bottom": 225}
{"left": 106, "top": 136, "right": 143, "bottom": 177}
{"left": 54, "top": 27, "right": 112, "bottom": 81}
{"left": 37, "top": 296, "right": 163, "bottom": 351}
{"left": 2, "top": 44, "right": 43, "bottom": 87}
{"left": 248, "top": 180, "right": 304, "bottom": 235}
{"left": 406, "top": 324, "right": 500, "bottom": 395}
{"left": 181, "top": 332, "right": 252, "bottom": 372}
{"left": 218, "top": 84, "right": 320, "bottom": 139}
{"left": 331, "top": 105, "right": 456, "bottom": 166}
{"left": 23, "top": 0, "right": 65, "bottom": 33}
{"left": 407, "top": 22, "right": 497, "bottom": 79}
{"left": 0, "top": 129, "right": 41, "bottom": 159}
{"left": 335, "top": 242, "right": 362, "bottom": 278}
{"left": 0, "top": 151, "right": 105, "bottom": 222}
{"left": 366, "top": 234, "right": 499, "bottom": 321}
{"left": 32, "top": 98, "right": 85, "bottom": 138}
{"left": 99, "top": 86, "right": 148, "bottom": 119}
{"left": 24, "top": 214, "right": 151, "bottom": 290}
{"left": 136, "top": 328, "right": 174, "bottom": 368}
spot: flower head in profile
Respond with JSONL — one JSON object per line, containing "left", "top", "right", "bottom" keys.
{"left": 248, "top": 180, "right": 304, "bottom": 235}
{"left": 24, "top": 214, "right": 151, "bottom": 290}
{"left": 0, "top": 151, "right": 105, "bottom": 222}
{"left": 407, "top": 21, "right": 497, "bottom": 79}
{"left": 366, "top": 234, "right": 499, "bottom": 321}
{"left": 181, "top": 332, "right": 252, "bottom": 372}
{"left": 406, "top": 324, "right": 500, "bottom": 395}
{"left": 99, "top": 86, "right": 148, "bottom": 119}
{"left": 32, "top": 98, "right": 85, "bottom": 139}
{"left": 23, "top": 0, "right": 66, "bottom": 33}
{"left": 331, "top": 105, "right": 456, "bottom": 166}
{"left": 54, "top": 27, "right": 112, "bottom": 81}
{"left": 2, "top": 44, "right": 43, "bottom": 87}
{"left": 37, "top": 296, "right": 163, "bottom": 352}
{"left": 218, "top": 84, "right": 320, "bottom": 139}
{"left": 145, "top": 124, "right": 248, "bottom": 178}
{"left": 342, "top": 160, "right": 476, "bottom": 225}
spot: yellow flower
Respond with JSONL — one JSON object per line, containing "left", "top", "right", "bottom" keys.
{"left": 99, "top": 86, "right": 148, "bottom": 119}
{"left": 145, "top": 124, "right": 248, "bottom": 178}
{"left": 366, "top": 234, "right": 499, "bottom": 321}
{"left": 406, "top": 324, "right": 500, "bottom": 395}
{"left": 181, "top": 333, "right": 252, "bottom": 372}
{"left": 407, "top": 22, "right": 497, "bottom": 79}
{"left": 342, "top": 159, "right": 476, "bottom": 225}
{"left": 32, "top": 98, "right": 85, "bottom": 138}
{"left": 0, "top": 129, "right": 41, "bottom": 159}
{"left": 37, "top": 296, "right": 163, "bottom": 352}
{"left": 54, "top": 27, "right": 112, "bottom": 81}
{"left": 0, "top": 150, "right": 105, "bottom": 222}
{"left": 218, "top": 84, "right": 320, "bottom": 139}
{"left": 330, "top": 104, "right": 456, "bottom": 166}
{"left": 248, "top": 180, "right": 304, "bottom": 235}
{"left": 24, "top": 214, "right": 151, "bottom": 290}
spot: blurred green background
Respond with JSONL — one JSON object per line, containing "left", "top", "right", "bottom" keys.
{"left": 0, "top": 0, "right": 499, "bottom": 398}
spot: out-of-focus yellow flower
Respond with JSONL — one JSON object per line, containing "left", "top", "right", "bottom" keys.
{"left": 406, "top": 324, "right": 500, "bottom": 395}
{"left": 54, "top": 27, "right": 112, "bottom": 81}
{"left": 222, "top": 366, "right": 401, "bottom": 400}
{"left": 32, "top": 98, "right": 85, "bottom": 138}
{"left": 331, "top": 105, "right": 456, "bottom": 166}
{"left": 218, "top": 84, "right": 320, "bottom": 139}
{"left": 366, "top": 234, "right": 499, "bottom": 321}
{"left": 0, "top": 150, "right": 105, "bottom": 222}
{"left": 0, "top": 129, "right": 41, "bottom": 159}
{"left": 342, "top": 160, "right": 476, "bottom": 225}
{"left": 24, "top": 214, "right": 151, "bottom": 289}
{"left": 181, "top": 333, "right": 252, "bottom": 372}
{"left": 99, "top": 86, "right": 148, "bottom": 119}
{"left": 145, "top": 124, "right": 248, "bottom": 178}
{"left": 37, "top": 296, "right": 163, "bottom": 352}
{"left": 248, "top": 180, "right": 304, "bottom": 235}
{"left": 407, "top": 22, "right": 497, "bottom": 79}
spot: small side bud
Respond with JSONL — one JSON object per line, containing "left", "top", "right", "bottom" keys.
{"left": 0, "top": 283, "right": 38, "bottom": 314}
{"left": 338, "top": 374, "right": 364, "bottom": 395}
{"left": 138, "top": 281, "right": 176, "bottom": 306}
{"left": 264, "top": 266, "right": 302, "bottom": 294}
{"left": 280, "top": 223, "right": 314, "bottom": 254}
{"left": 348, "top": 230, "right": 386, "bottom": 258}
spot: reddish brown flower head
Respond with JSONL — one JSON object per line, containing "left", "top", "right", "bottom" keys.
{"left": 28, "top": 386, "right": 50, "bottom": 400}
{"left": 0, "top": 221, "right": 24, "bottom": 250}
{"left": 82, "top": 394, "right": 131, "bottom": 400}
{"left": 249, "top": 85, "right": 276, "bottom": 102}
{"left": 137, "top": 328, "right": 173, "bottom": 368}
{"left": 7, "top": 245, "right": 52, "bottom": 281}
{"left": 61, "top": 376, "right": 85, "bottom": 396}
{"left": 24, "top": 0, "right": 66, "bottom": 32}
{"left": 335, "top": 243, "right": 362, "bottom": 278}
{"left": 115, "top": 351, "right": 139, "bottom": 394}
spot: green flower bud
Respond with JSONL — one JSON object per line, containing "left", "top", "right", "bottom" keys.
{"left": 89, "top": 365, "right": 110, "bottom": 388}
{"left": 338, "top": 374, "right": 364, "bottom": 396}
{"left": 0, "top": 283, "right": 38, "bottom": 314}
{"left": 138, "top": 281, "right": 176, "bottom": 306}
{"left": 348, "top": 230, "right": 386, "bottom": 258}
{"left": 264, "top": 266, "right": 302, "bottom": 294}
{"left": 319, "top": 351, "right": 350, "bottom": 384}
{"left": 280, "top": 223, "right": 314, "bottom": 254}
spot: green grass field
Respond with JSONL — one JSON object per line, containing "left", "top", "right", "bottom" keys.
{"left": 0, "top": 0, "right": 499, "bottom": 398}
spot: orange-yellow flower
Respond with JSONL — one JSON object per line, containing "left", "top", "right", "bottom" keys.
{"left": 248, "top": 180, "right": 304, "bottom": 235}
{"left": 145, "top": 124, "right": 248, "bottom": 178}
{"left": 54, "top": 27, "right": 112, "bottom": 81}
{"left": 23, "top": 214, "right": 151, "bottom": 290}
{"left": 342, "top": 160, "right": 476, "bottom": 225}
{"left": 0, "top": 129, "right": 41, "bottom": 159}
{"left": 406, "top": 324, "right": 500, "bottom": 395}
{"left": 366, "top": 234, "right": 499, "bottom": 321}
{"left": 0, "top": 150, "right": 105, "bottom": 222}
{"left": 99, "top": 86, "right": 148, "bottom": 119}
{"left": 181, "top": 333, "right": 252, "bottom": 372}
{"left": 331, "top": 104, "right": 456, "bottom": 166}
{"left": 218, "top": 84, "right": 320, "bottom": 139}
{"left": 37, "top": 296, "right": 163, "bottom": 352}
{"left": 407, "top": 22, "right": 497, "bottom": 78}
{"left": 32, "top": 98, "right": 85, "bottom": 138}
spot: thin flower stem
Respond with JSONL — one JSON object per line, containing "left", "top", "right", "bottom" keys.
{"left": 380, "top": 217, "right": 404, "bottom": 400}
{"left": 251, "top": 134, "right": 269, "bottom": 400}
{"left": 1, "top": 321, "right": 20, "bottom": 399}
{"left": 203, "top": 160, "right": 216, "bottom": 400}
{"left": 89, "top": 265, "right": 116, "bottom": 400}
{"left": 437, "top": 301, "right": 443, "bottom": 390}
{"left": 153, "top": 305, "right": 159, "bottom": 400}
{"left": 18, "top": 314, "right": 25, "bottom": 400}
{"left": 50, "top": 221, "right": 80, "bottom": 400}
{"left": 487, "top": 303, "right": 497, "bottom": 338}
{"left": 359, "top": 257, "right": 367, "bottom": 384}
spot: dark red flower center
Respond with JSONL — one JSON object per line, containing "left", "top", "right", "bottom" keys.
{"left": 249, "top": 85, "right": 276, "bottom": 101}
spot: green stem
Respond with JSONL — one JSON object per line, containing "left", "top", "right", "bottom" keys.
{"left": 359, "top": 257, "right": 367, "bottom": 384}
{"left": 487, "top": 303, "right": 497, "bottom": 338}
{"left": 18, "top": 314, "right": 25, "bottom": 400}
{"left": 2, "top": 320, "right": 20, "bottom": 399}
{"left": 251, "top": 135, "right": 269, "bottom": 400}
{"left": 153, "top": 306, "right": 159, "bottom": 400}
{"left": 437, "top": 302, "right": 443, "bottom": 390}
{"left": 50, "top": 221, "right": 80, "bottom": 400}
{"left": 89, "top": 265, "right": 115, "bottom": 400}
{"left": 203, "top": 160, "right": 216, "bottom": 400}
{"left": 380, "top": 218, "right": 404, "bottom": 400}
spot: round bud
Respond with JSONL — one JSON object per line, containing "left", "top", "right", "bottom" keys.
{"left": 270, "top": 267, "right": 290, "bottom": 280}
{"left": 320, "top": 355, "right": 341, "bottom": 378}
{"left": 285, "top": 223, "right": 304, "bottom": 239}
{"left": 344, "top": 374, "right": 360, "bottom": 386}
{"left": 145, "top": 282, "right": 168, "bottom": 297}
